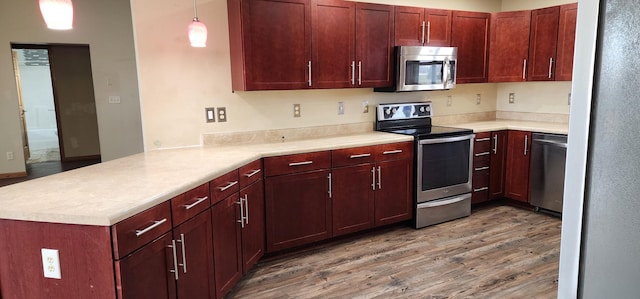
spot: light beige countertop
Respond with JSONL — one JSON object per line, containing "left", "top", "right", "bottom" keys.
{"left": 449, "top": 120, "right": 569, "bottom": 135}
{"left": 0, "top": 132, "right": 412, "bottom": 226}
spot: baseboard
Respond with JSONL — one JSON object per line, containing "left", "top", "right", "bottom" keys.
{"left": 0, "top": 171, "right": 27, "bottom": 179}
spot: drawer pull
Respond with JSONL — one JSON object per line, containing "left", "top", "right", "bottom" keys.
{"left": 135, "top": 218, "right": 168, "bottom": 237}
{"left": 474, "top": 187, "right": 489, "bottom": 192}
{"left": 383, "top": 149, "right": 403, "bottom": 155}
{"left": 474, "top": 166, "right": 489, "bottom": 171}
{"left": 349, "top": 153, "right": 371, "bottom": 159}
{"left": 218, "top": 181, "right": 238, "bottom": 192}
{"left": 474, "top": 152, "right": 490, "bottom": 157}
{"left": 476, "top": 138, "right": 490, "bottom": 142}
{"left": 289, "top": 161, "right": 313, "bottom": 167}
{"left": 244, "top": 169, "right": 261, "bottom": 178}
{"left": 184, "top": 196, "right": 208, "bottom": 210}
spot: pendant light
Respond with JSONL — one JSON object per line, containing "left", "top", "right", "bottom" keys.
{"left": 39, "top": 0, "right": 74, "bottom": 30}
{"left": 188, "top": 0, "right": 207, "bottom": 47}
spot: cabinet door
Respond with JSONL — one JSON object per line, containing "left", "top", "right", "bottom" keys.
{"left": 312, "top": 0, "right": 355, "bottom": 88}
{"left": 115, "top": 234, "right": 177, "bottom": 299}
{"left": 490, "top": 131, "right": 508, "bottom": 199}
{"left": 230, "top": 0, "right": 311, "bottom": 91}
{"left": 556, "top": 3, "right": 577, "bottom": 81}
{"left": 528, "top": 6, "right": 560, "bottom": 81}
{"left": 332, "top": 164, "right": 375, "bottom": 236}
{"left": 451, "top": 11, "right": 491, "bottom": 83}
{"left": 173, "top": 211, "right": 216, "bottom": 299}
{"left": 488, "top": 11, "right": 531, "bottom": 82}
{"left": 265, "top": 170, "right": 332, "bottom": 252}
{"left": 505, "top": 130, "right": 532, "bottom": 202}
{"left": 240, "top": 180, "right": 265, "bottom": 273}
{"left": 394, "top": 6, "right": 424, "bottom": 46}
{"left": 374, "top": 159, "right": 412, "bottom": 226}
{"left": 355, "top": 2, "right": 394, "bottom": 88}
{"left": 211, "top": 195, "right": 242, "bottom": 298}
{"left": 425, "top": 9, "right": 452, "bottom": 46}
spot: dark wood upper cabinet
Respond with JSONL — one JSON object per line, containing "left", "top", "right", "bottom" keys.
{"left": 451, "top": 11, "right": 491, "bottom": 84}
{"left": 228, "top": 0, "right": 311, "bottom": 91}
{"left": 504, "top": 130, "right": 532, "bottom": 203}
{"left": 488, "top": 11, "right": 531, "bottom": 82}
{"left": 556, "top": 3, "right": 578, "bottom": 81}
{"left": 528, "top": 6, "right": 560, "bottom": 81}
{"left": 395, "top": 7, "right": 451, "bottom": 46}
{"left": 356, "top": 3, "right": 395, "bottom": 88}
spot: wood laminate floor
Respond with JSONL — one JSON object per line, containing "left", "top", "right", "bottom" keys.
{"left": 228, "top": 204, "right": 561, "bottom": 299}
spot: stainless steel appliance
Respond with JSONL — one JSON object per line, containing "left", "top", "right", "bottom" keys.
{"left": 529, "top": 132, "right": 568, "bottom": 214}
{"left": 375, "top": 46, "right": 457, "bottom": 92}
{"left": 376, "top": 102, "right": 474, "bottom": 228}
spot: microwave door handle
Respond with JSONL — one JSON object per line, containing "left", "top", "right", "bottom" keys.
{"left": 443, "top": 58, "right": 450, "bottom": 87}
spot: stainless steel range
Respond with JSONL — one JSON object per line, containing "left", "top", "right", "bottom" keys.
{"left": 376, "top": 102, "right": 474, "bottom": 228}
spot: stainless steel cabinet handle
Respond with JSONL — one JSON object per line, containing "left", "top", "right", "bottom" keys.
{"left": 358, "top": 61, "right": 362, "bottom": 85}
{"left": 243, "top": 195, "right": 249, "bottom": 225}
{"left": 522, "top": 59, "right": 527, "bottom": 80}
{"left": 218, "top": 181, "right": 238, "bottom": 192}
{"left": 184, "top": 196, "right": 208, "bottom": 210}
{"left": 135, "top": 218, "right": 167, "bottom": 237}
{"left": 351, "top": 61, "right": 355, "bottom": 85}
{"left": 289, "top": 161, "right": 313, "bottom": 167}
{"left": 475, "top": 166, "right": 489, "bottom": 171}
{"left": 237, "top": 198, "right": 245, "bottom": 228}
{"left": 475, "top": 138, "right": 491, "bottom": 142}
{"left": 371, "top": 167, "right": 376, "bottom": 191}
{"left": 244, "top": 169, "right": 261, "bottom": 178}
{"left": 350, "top": 153, "right": 371, "bottom": 159}
{"left": 177, "top": 233, "right": 187, "bottom": 274}
{"left": 474, "top": 152, "right": 490, "bottom": 157}
{"left": 474, "top": 187, "right": 489, "bottom": 192}
{"left": 308, "top": 60, "right": 312, "bottom": 86}
{"left": 377, "top": 166, "right": 382, "bottom": 189}
{"left": 427, "top": 21, "right": 431, "bottom": 44}
{"left": 328, "top": 173, "right": 332, "bottom": 198}
{"left": 548, "top": 57, "right": 554, "bottom": 79}
{"left": 493, "top": 134, "right": 498, "bottom": 154}
{"left": 421, "top": 21, "right": 426, "bottom": 44}
{"left": 168, "top": 240, "right": 179, "bottom": 280}
{"left": 383, "top": 149, "right": 402, "bottom": 155}
{"left": 524, "top": 135, "right": 529, "bottom": 156}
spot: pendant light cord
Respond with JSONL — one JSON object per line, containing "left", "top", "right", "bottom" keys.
{"left": 193, "top": 0, "right": 199, "bottom": 21}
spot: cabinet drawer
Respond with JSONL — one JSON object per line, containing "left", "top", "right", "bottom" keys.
{"left": 374, "top": 142, "right": 413, "bottom": 161}
{"left": 171, "top": 183, "right": 210, "bottom": 226}
{"left": 474, "top": 132, "right": 491, "bottom": 155}
{"left": 112, "top": 201, "right": 172, "bottom": 259}
{"left": 332, "top": 146, "right": 376, "bottom": 167}
{"left": 263, "top": 151, "right": 331, "bottom": 177}
{"left": 211, "top": 169, "right": 240, "bottom": 205}
{"left": 472, "top": 171, "right": 490, "bottom": 191}
{"left": 473, "top": 157, "right": 490, "bottom": 170}
{"left": 239, "top": 159, "right": 263, "bottom": 188}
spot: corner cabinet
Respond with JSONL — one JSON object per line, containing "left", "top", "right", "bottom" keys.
{"left": 488, "top": 10, "right": 531, "bottom": 82}
{"left": 504, "top": 130, "right": 532, "bottom": 202}
{"left": 451, "top": 11, "right": 491, "bottom": 83}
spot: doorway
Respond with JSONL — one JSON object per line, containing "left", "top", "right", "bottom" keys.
{"left": 11, "top": 44, "right": 101, "bottom": 168}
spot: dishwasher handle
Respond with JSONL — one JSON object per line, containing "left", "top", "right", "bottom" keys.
{"left": 533, "top": 138, "right": 567, "bottom": 148}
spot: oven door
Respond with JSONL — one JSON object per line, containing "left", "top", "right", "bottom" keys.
{"left": 416, "top": 134, "right": 474, "bottom": 203}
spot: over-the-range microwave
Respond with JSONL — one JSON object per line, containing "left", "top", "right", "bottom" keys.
{"left": 375, "top": 46, "right": 457, "bottom": 92}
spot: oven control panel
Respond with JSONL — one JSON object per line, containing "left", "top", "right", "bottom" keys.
{"left": 377, "top": 102, "right": 432, "bottom": 121}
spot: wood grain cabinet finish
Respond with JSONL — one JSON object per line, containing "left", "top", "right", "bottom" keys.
{"left": 555, "top": 3, "right": 578, "bottom": 81}
{"left": 227, "top": 0, "right": 312, "bottom": 91}
{"left": 451, "top": 11, "right": 491, "bottom": 83}
{"left": 528, "top": 6, "right": 560, "bottom": 81}
{"left": 112, "top": 201, "right": 173, "bottom": 260}
{"left": 171, "top": 183, "right": 210, "bottom": 226}
{"left": 488, "top": 10, "right": 531, "bottom": 82}
{"left": 489, "top": 131, "right": 508, "bottom": 200}
{"left": 504, "top": 130, "right": 532, "bottom": 202}
{"left": 211, "top": 194, "right": 243, "bottom": 298}
{"left": 471, "top": 132, "right": 491, "bottom": 204}
{"left": 239, "top": 161, "right": 265, "bottom": 273}
{"left": 395, "top": 7, "right": 452, "bottom": 46}
{"left": 210, "top": 169, "right": 240, "bottom": 205}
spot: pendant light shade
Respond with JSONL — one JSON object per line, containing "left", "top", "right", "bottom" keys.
{"left": 39, "top": 0, "right": 74, "bottom": 30}
{"left": 188, "top": 0, "right": 207, "bottom": 47}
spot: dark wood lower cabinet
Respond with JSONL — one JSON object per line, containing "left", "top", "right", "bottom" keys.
{"left": 490, "top": 131, "right": 508, "bottom": 199}
{"left": 505, "top": 130, "right": 532, "bottom": 202}
{"left": 332, "top": 164, "right": 375, "bottom": 236}
{"left": 374, "top": 159, "right": 412, "bottom": 226}
{"left": 240, "top": 180, "right": 265, "bottom": 273}
{"left": 211, "top": 195, "right": 243, "bottom": 298}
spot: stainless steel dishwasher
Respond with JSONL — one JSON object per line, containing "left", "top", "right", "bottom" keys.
{"left": 529, "top": 132, "right": 568, "bottom": 214}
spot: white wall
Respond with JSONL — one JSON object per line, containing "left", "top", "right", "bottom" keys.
{"left": 0, "top": 0, "right": 143, "bottom": 175}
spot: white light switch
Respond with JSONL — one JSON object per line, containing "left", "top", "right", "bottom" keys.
{"left": 41, "top": 248, "right": 61, "bottom": 279}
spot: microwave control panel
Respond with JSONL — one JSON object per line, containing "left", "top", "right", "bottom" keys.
{"left": 377, "top": 102, "right": 432, "bottom": 121}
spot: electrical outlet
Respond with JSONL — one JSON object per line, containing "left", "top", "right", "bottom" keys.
{"left": 509, "top": 93, "right": 515, "bottom": 104}
{"left": 293, "top": 104, "right": 301, "bottom": 117}
{"left": 476, "top": 94, "right": 481, "bottom": 105}
{"left": 41, "top": 248, "right": 61, "bottom": 279}
{"left": 108, "top": 96, "right": 121, "bottom": 104}
{"left": 446, "top": 95, "right": 452, "bottom": 107}
{"left": 338, "top": 102, "right": 344, "bottom": 115}
{"left": 217, "top": 107, "right": 227, "bottom": 122}
{"left": 6, "top": 152, "right": 14, "bottom": 160}
{"left": 362, "top": 101, "right": 369, "bottom": 113}
{"left": 568, "top": 93, "right": 572, "bottom": 105}
{"left": 205, "top": 108, "right": 215, "bottom": 123}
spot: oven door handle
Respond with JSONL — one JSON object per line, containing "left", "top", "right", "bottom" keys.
{"left": 418, "top": 133, "right": 474, "bottom": 145}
